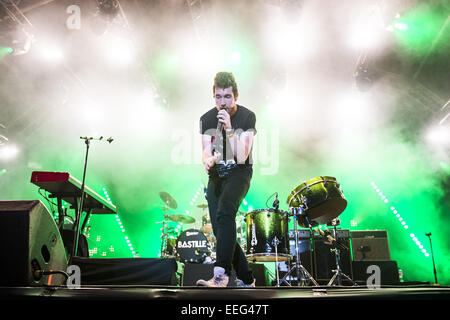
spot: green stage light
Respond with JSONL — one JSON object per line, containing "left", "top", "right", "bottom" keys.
{"left": 0, "top": 46, "right": 13, "bottom": 57}
{"left": 371, "top": 181, "right": 429, "bottom": 257}
{"left": 394, "top": 3, "right": 448, "bottom": 57}
{"left": 103, "top": 186, "right": 137, "bottom": 257}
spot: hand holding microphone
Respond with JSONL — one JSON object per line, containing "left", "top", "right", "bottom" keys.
{"left": 217, "top": 107, "right": 231, "bottom": 131}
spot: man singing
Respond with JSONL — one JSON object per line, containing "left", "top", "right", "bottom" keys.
{"left": 197, "top": 72, "right": 256, "bottom": 287}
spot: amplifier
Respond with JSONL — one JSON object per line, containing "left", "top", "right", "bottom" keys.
{"left": 351, "top": 230, "right": 391, "bottom": 261}
{"left": 285, "top": 228, "right": 352, "bottom": 285}
{"left": 313, "top": 229, "right": 352, "bottom": 284}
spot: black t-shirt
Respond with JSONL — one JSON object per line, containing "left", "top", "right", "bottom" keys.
{"left": 200, "top": 104, "right": 256, "bottom": 166}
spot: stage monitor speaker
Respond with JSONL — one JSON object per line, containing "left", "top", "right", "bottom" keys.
{"left": 0, "top": 200, "right": 68, "bottom": 286}
{"left": 351, "top": 230, "right": 391, "bottom": 261}
{"left": 182, "top": 263, "right": 237, "bottom": 286}
{"left": 71, "top": 257, "right": 178, "bottom": 285}
{"left": 313, "top": 229, "right": 352, "bottom": 284}
{"left": 352, "top": 260, "right": 400, "bottom": 285}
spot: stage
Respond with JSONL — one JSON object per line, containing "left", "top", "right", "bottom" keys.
{"left": 1, "top": 283, "right": 449, "bottom": 318}
{"left": 0, "top": 3, "right": 449, "bottom": 315}
{"left": 2, "top": 283, "right": 449, "bottom": 301}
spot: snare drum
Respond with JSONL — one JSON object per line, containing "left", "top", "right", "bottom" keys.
{"left": 245, "top": 209, "right": 290, "bottom": 262}
{"left": 287, "top": 176, "right": 347, "bottom": 227}
{"left": 176, "top": 229, "right": 210, "bottom": 263}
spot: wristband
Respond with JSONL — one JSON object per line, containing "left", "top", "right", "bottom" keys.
{"left": 225, "top": 128, "right": 235, "bottom": 138}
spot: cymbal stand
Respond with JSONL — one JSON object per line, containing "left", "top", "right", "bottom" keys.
{"left": 278, "top": 207, "right": 319, "bottom": 287}
{"left": 158, "top": 219, "right": 169, "bottom": 257}
{"left": 327, "top": 219, "right": 356, "bottom": 286}
{"left": 158, "top": 203, "right": 172, "bottom": 257}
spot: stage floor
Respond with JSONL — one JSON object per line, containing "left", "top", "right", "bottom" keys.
{"left": 2, "top": 284, "right": 449, "bottom": 317}
{"left": 2, "top": 283, "right": 449, "bottom": 300}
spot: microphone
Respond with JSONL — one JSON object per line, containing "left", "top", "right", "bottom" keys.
{"left": 212, "top": 106, "right": 227, "bottom": 157}
{"left": 217, "top": 106, "right": 227, "bottom": 133}
{"left": 272, "top": 193, "right": 279, "bottom": 210}
{"left": 80, "top": 136, "right": 114, "bottom": 143}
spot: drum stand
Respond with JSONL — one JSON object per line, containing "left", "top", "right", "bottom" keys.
{"left": 277, "top": 207, "right": 319, "bottom": 287}
{"left": 157, "top": 203, "right": 172, "bottom": 257}
{"left": 272, "top": 237, "right": 282, "bottom": 285}
{"left": 326, "top": 219, "right": 356, "bottom": 286}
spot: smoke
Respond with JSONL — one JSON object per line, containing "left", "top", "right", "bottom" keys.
{"left": 0, "top": 0, "right": 448, "bottom": 281}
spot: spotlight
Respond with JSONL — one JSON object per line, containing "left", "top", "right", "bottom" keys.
{"left": 0, "top": 144, "right": 19, "bottom": 161}
{"left": 102, "top": 34, "right": 135, "bottom": 66}
{"left": 35, "top": 41, "right": 64, "bottom": 64}
{"left": 10, "top": 28, "right": 35, "bottom": 56}
{"left": 98, "top": 0, "right": 120, "bottom": 18}
{"left": 0, "top": 46, "right": 13, "bottom": 58}
{"left": 425, "top": 125, "right": 449, "bottom": 147}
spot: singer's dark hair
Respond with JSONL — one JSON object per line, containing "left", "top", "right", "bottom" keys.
{"left": 213, "top": 72, "right": 238, "bottom": 97}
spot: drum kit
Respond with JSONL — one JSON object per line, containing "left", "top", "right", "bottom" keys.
{"left": 157, "top": 192, "right": 215, "bottom": 264}
{"left": 157, "top": 175, "right": 355, "bottom": 287}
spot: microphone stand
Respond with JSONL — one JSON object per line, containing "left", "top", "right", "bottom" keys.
{"left": 70, "top": 136, "right": 113, "bottom": 265}
{"left": 70, "top": 137, "right": 90, "bottom": 265}
{"left": 425, "top": 232, "right": 438, "bottom": 285}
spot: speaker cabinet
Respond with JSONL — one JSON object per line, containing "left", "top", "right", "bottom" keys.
{"left": 0, "top": 200, "right": 67, "bottom": 286}
{"left": 351, "top": 230, "right": 391, "bottom": 261}
{"left": 352, "top": 260, "right": 400, "bottom": 285}
{"left": 313, "top": 230, "right": 352, "bottom": 284}
{"left": 71, "top": 257, "right": 178, "bottom": 285}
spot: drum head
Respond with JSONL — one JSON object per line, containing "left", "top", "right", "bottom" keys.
{"left": 176, "top": 229, "right": 209, "bottom": 263}
{"left": 287, "top": 176, "right": 347, "bottom": 227}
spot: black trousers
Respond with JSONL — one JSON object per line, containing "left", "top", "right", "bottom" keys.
{"left": 207, "top": 167, "right": 254, "bottom": 283}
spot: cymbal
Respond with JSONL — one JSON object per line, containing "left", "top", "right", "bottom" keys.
{"left": 197, "top": 204, "right": 208, "bottom": 209}
{"left": 168, "top": 214, "right": 195, "bottom": 224}
{"left": 159, "top": 191, "right": 178, "bottom": 209}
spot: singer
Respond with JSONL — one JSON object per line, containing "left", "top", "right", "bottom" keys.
{"left": 197, "top": 72, "right": 256, "bottom": 287}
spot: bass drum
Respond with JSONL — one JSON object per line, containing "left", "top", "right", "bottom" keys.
{"left": 245, "top": 209, "right": 290, "bottom": 262}
{"left": 176, "top": 229, "right": 210, "bottom": 263}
